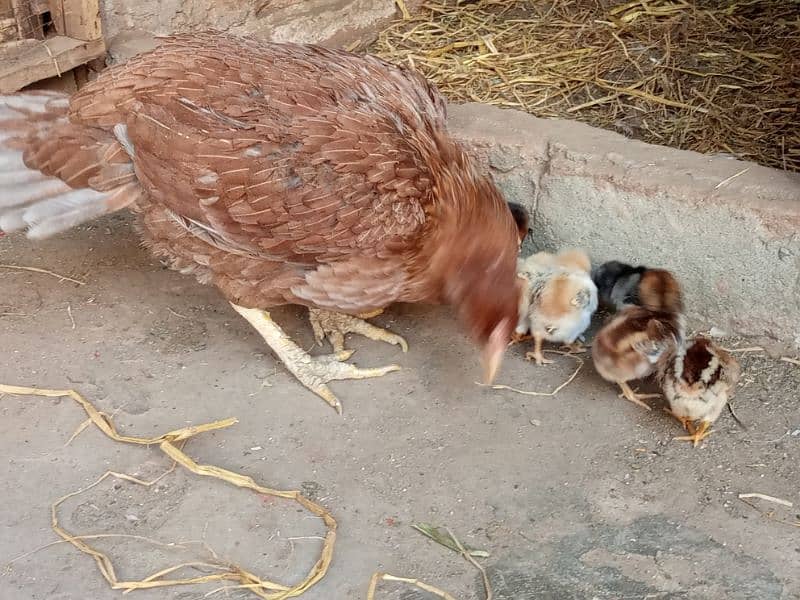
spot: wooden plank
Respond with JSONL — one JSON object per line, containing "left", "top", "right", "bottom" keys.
{"left": 0, "top": 0, "right": 13, "bottom": 21}
{"left": 0, "top": 35, "right": 105, "bottom": 93}
{"left": 11, "top": 0, "right": 44, "bottom": 40}
{"left": 49, "top": 0, "right": 65, "bottom": 35}
{"left": 59, "top": 0, "right": 100, "bottom": 41}
{"left": 0, "top": 17, "right": 17, "bottom": 43}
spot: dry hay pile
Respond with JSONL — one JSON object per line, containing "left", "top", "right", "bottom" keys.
{"left": 371, "top": 0, "right": 800, "bottom": 172}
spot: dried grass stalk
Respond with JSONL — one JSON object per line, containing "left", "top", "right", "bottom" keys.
{"left": 0, "top": 384, "right": 337, "bottom": 600}
{"left": 366, "top": 573, "right": 457, "bottom": 600}
{"left": 369, "top": 0, "right": 800, "bottom": 172}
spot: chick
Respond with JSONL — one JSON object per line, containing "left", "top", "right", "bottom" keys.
{"left": 592, "top": 269, "right": 685, "bottom": 409}
{"left": 593, "top": 261, "right": 683, "bottom": 313}
{"left": 659, "top": 336, "right": 741, "bottom": 446}
{"left": 515, "top": 249, "right": 598, "bottom": 365}
{"left": 507, "top": 201, "right": 531, "bottom": 247}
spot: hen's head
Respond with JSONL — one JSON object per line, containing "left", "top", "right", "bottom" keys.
{"left": 429, "top": 184, "right": 523, "bottom": 383}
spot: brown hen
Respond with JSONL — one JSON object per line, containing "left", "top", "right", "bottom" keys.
{"left": 0, "top": 32, "right": 521, "bottom": 413}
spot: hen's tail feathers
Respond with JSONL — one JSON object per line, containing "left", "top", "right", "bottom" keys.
{"left": 0, "top": 91, "right": 139, "bottom": 239}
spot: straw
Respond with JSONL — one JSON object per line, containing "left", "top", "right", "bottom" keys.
{"left": 0, "top": 384, "right": 337, "bottom": 600}
{"left": 369, "top": 0, "right": 800, "bottom": 172}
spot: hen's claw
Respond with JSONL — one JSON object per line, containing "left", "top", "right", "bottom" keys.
{"left": 231, "top": 304, "right": 401, "bottom": 413}
{"left": 293, "top": 351, "right": 401, "bottom": 414}
{"left": 309, "top": 308, "right": 408, "bottom": 353}
{"left": 617, "top": 381, "right": 657, "bottom": 410}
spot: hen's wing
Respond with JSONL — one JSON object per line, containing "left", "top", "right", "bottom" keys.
{"left": 69, "top": 33, "right": 444, "bottom": 263}
{"left": 5, "top": 33, "right": 447, "bottom": 266}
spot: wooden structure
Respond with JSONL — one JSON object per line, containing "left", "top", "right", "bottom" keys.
{"left": 0, "top": 0, "right": 105, "bottom": 93}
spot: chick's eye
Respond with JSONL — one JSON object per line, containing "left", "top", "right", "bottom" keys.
{"left": 546, "top": 326, "right": 557, "bottom": 334}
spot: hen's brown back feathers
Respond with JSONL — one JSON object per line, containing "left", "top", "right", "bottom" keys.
{"left": 1, "top": 32, "right": 520, "bottom": 337}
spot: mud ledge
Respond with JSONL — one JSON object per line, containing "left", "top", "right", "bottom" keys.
{"left": 448, "top": 102, "right": 800, "bottom": 350}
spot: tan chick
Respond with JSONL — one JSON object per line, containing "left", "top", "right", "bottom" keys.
{"left": 592, "top": 269, "right": 684, "bottom": 409}
{"left": 659, "top": 336, "right": 741, "bottom": 446}
{"left": 515, "top": 249, "right": 598, "bottom": 365}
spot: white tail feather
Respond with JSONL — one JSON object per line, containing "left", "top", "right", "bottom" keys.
{"left": 0, "top": 153, "right": 26, "bottom": 171}
{"left": 0, "top": 93, "right": 137, "bottom": 239}
{"left": 1, "top": 169, "right": 46, "bottom": 185}
{"left": 113, "top": 124, "right": 135, "bottom": 158}
{"left": 0, "top": 207, "right": 28, "bottom": 231}
{"left": 21, "top": 188, "right": 108, "bottom": 223}
{"left": 28, "top": 203, "right": 112, "bottom": 239}
{"left": 0, "top": 178, "right": 72, "bottom": 207}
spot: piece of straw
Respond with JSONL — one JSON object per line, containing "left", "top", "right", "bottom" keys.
{"left": 0, "top": 384, "right": 337, "bottom": 600}
{"left": 369, "top": 0, "right": 799, "bottom": 172}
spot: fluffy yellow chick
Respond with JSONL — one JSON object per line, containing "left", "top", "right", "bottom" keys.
{"left": 659, "top": 335, "right": 741, "bottom": 446}
{"left": 515, "top": 249, "right": 598, "bottom": 365}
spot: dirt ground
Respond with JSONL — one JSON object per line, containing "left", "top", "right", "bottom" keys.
{"left": 1, "top": 214, "right": 798, "bottom": 600}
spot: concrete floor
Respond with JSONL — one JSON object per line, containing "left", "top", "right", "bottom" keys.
{"left": 1, "top": 214, "right": 798, "bottom": 600}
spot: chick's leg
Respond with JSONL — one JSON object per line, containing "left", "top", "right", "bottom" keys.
{"left": 663, "top": 408, "right": 695, "bottom": 433}
{"left": 617, "top": 381, "right": 658, "bottom": 411}
{"left": 525, "top": 333, "right": 554, "bottom": 365}
{"left": 509, "top": 332, "right": 533, "bottom": 346}
{"left": 561, "top": 341, "right": 587, "bottom": 354}
{"left": 232, "top": 304, "right": 400, "bottom": 414}
{"left": 308, "top": 308, "right": 408, "bottom": 354}
{"left": 675, "top": 420, "right": 713, "bottom": 447}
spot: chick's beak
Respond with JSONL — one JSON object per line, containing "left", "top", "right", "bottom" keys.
{"left": 482, "top": 319, "right": 510, "bottom": 384}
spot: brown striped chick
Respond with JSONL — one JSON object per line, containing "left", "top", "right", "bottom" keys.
{"left": 659, "top": 336, "right": 741, "bottom": 446}
{"left": 592, "top": 269, "right": 685, "bottom": 409}
{"left": 515, "top": 249, "right": 598, "bottom": 365}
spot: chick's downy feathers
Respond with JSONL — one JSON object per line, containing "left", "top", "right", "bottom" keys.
{"left": 660, "top": 336, "right": 741, "bottom": 427}
{"left": 592, "top": 267, "right": 685, "bottom": 408}
{"left": 516, "top": 249, "right": 598, "bottom": 345}
{"left": 593, "top": 260, "right": 683, "bottom": 313}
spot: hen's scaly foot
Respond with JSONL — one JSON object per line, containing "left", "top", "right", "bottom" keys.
{"left": 675, "top": 420, "right": 713, "bottom": 447}
{"left": 232, "top": 304, "right": 401, "bottom": 414}
{"left": 308, "top": 308, "right": 408, "bottom": 354}
{"left": 357, "top": 308, "right": 384, "bottom": 319}
{"left": 617, "top": 381, "right": 657, "bottom": 411}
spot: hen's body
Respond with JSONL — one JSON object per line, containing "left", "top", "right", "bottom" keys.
{"left": 0, "top": 32, "right": 520, "bottom": 412}
{"left": 59, "top": 34, "right": 454, "bottom": 311}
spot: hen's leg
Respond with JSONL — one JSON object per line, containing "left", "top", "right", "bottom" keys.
{"left": 674, "top": 420, "right": 713, "bottom": 447}
{"left": 525, "top": 333, "right": 554, "bottom": 365}
{"left": 232, "top": 304, "right": 400, "bottom": 414}
{"left": 308, "top": 308, "right": 408, "bottom": 354}
{"left": 617, "top": 381, "right": 658, "bottom": 410}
